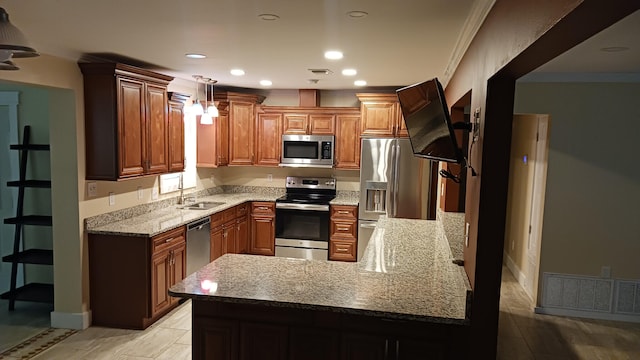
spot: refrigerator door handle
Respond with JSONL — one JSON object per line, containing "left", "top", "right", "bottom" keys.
{"left": 387, "top": 141, "right": 396, "bottom": 217}
{"left": 392, "top": 141, "right": 401, "bottom": 217}
{"left": 360, "top": 222, "right": 377, "bottom": 229}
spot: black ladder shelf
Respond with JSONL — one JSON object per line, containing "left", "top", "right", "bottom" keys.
{"left": 1, "top": 125, "right": 54, "bottom": 310}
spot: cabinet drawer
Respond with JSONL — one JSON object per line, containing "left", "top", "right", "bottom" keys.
{"left": 222, "top": 207, "right": 236, "bottom": 223}
{"left": 235, "top": 202, "right": 249, "bottom": 218}
{"left": 329, "top": 239, "right": 356, "bottom": 262}
{"left": 210, "top": 212, "right": 224, "bottom": 228}
{"left": 151, "top": 226, "right": 185, "bottom": 254}
{"left": 330, "top": 219, "right": 357, "bottom": 240}
{"left": 331, "top": 205, "right": 357, "bottom": 219}
{"left": 251, "top": 202, "right": 275, "bottom": 216}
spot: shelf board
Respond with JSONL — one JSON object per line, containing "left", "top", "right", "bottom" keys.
{"left": 0, "top": 283, "right": 54, "bottom": 303}
{"left": 9, "top": 144, "right": 50, "bottom": 151}
{"left": 2, "top": 249, "right": 53, "bottom": 265}
{"left": 6, "top": 180, "right": 52, "bottom": 188}
{"left": 4, "top": 215, "right": 53, "bottom": 226}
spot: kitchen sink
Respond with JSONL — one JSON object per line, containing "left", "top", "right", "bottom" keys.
{"left": 179, "top": 201, "right": 225, "bottom": 210}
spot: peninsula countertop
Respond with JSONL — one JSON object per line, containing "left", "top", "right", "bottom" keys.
{"left": 169, "top": 216, "right": 471, "bottom": 325}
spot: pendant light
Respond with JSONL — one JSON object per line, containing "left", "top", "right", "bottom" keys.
{"left": 200, "top": 77, "right": 213, "bottom": 125}
{"left": 0, "top": 59, "right": 19, "bottom": 70}
{"left": 0, "top": 8, "right": 39, "bottom": 58}
{"left": 207, "top": 80, "right": 219, "bottom": 118}
{"left": 191, "top": 75, "right": 204, "bottom": 116}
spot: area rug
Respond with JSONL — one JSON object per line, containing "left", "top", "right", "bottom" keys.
{"left": 0, "top": 328, "right": 77, "bottom": 359}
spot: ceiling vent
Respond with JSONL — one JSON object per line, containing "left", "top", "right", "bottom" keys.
{"left": 308, "top": 68, "right": 332, "bottom": 75}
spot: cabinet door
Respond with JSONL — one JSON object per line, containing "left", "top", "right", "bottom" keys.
{"left": 169, "top": 245, "right": 186, "bottom": 305}
{"left": 193, "top": 317, "right": 238, "bottom": 360}
{"left": 229, "top": 101, "right": 255, "bottom": 165}
{"left": 151, "top": 251, "right": 170, "bottom": 316}
{"left": 145, "top": 83, "right": 169, "bottom": 174}
{"left": 309, "top": 114, "right": 335, "bottom": 134}
{"left": 211, "top": 226, "right": 224, "bottom": 261}
{"left": 168, "top": 100, "right": 185, "bottom": 172}
{"left": 341, "top": 333, "right": 388, "bottom": 360}
{"left": 282, "top": 114, "right": 308, "bottom": 134}
{"left": 290, "top": 327, "right": 340, "bottom": 360}
{"left": 239, "top": 322, "right": 288, "bottom": 360}
{"left": 335, "top": 115, "right": 361, "bottom": 169}
{"left": 255, "top": 113, "right": 282, "bottom": 166}
{"left": 250, "top": 215, "right": 275, "bottom": 256}
{"left": 223, "top": 221, "right": 236, "bottom": 254}
{"left": 396, "top": 104, "right": 409, "bottom": 138}
{"left": 236, "top": 216, "right": 249, "bottom": 254}
{"left": 217, "top": 111, "right": 230, "bottom": 165}
{"left": 117, "top": 77, "right": 146, "bottom": 177}
{"left": 196, "top": 110, "right": 229, "bottom": 167}
{"left": 360, "top": 101, "right": 396, "bottom": 137}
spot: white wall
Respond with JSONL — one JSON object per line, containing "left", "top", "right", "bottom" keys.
{"left": 514, "top": 82, "right": 640, "bottom": 292}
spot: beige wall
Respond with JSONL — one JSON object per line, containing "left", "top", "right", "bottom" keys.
{"left": 514, "top": 82, "right": 640, "bottom": 288}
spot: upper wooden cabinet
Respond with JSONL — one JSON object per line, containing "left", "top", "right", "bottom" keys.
{"left": 335, "top": 114, "right": 361, "bottom": 170}
{"left": 255, "top": 111, "right": 282, "bottom": 166}
{"left": 357, "top": 93, "right": 407, "bottom": 138}
{"left": 214, "top": 92, "right": 265, "bottom": 166}
{"left": 282, "top": 113, "right": 335, "bottom": 135}
{"left": 79, "top": 62, "right": 175, "bottom": 180}
{"left": 167, "top": 92, "right": 189, "bottom": 173}
{"left": 196, "top": 102, "right": 229, "bottom": 167}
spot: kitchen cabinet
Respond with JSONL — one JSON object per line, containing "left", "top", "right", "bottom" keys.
{"left": 88, "top": 225, "right": 186, "bottom": 329}
{"left": 249, "top": 202, "right": 275, "bottom": 256}
{"left": 357, "top": 93, "right": 407, "bottom": 138}
{"left": 168, "top": 92, "right": 189, "bottom": 173}
{"left": 214, "top": 92, "right": 265, "bottom": 166}
{"left": 210, "top": 203, "right": 250, "bottom": 261}
{"left": 282, "top": 113, "right": 335, "bottom": 135}
{"left": 197, "top": 102, "right": 229, "bottom": 167}
{"left": 335, "top": 114, "right": 361, "bottom": 169}
{"left": 329, "top": 205, "right": 358, "bottom": 262}
{"left": 190, "top": 300, "right": 465, "bottom": 360}
{"left": 79, "top": 62, "right": 175, "bottom": 180}
{"left": 255, "top": 112, "right": 282, "bottom": 166}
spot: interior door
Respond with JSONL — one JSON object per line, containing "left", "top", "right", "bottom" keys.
{"left": 504, "top": 114, "right": 550, "bottom": 302}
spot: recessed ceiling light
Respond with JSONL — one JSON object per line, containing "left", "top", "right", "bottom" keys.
{"left": 258, "top": 14, "right": 280, "bottom": 21}
{"left": 230, "top": 69, "right": 245, "bottom": 76}
{"left": 346, "top": 11, "right": 368, "bottom": 19}
{"left": 600, "top": 46, "right": 629, "bottom": 52}
{"left": 324, "top": 51, "right": 343, "bottom": 60}
{"left": 342, "top": 69, "right": 357, "bottom": 76}
{"left": 260, "top": 80, "right": 273, "bottom": 86}
{"left": 185, "top": 53, "right": 207, "bottom": 59}
{"left": 354, "top": 80, "right": 367, "bottom": 86}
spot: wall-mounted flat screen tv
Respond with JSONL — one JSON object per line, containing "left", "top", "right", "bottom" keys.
{"left": 396, "top": 78, "right": 462, "bottom": 163}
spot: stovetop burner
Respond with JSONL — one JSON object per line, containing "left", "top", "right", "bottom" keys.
{"left": 276, "top": 176, "right": 336, "bottom": 205}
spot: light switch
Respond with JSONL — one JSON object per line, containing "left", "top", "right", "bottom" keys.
{"left": 108, "top": 192, "right": 115, "bottom": 206}
{"left": 152, "top": 187, "right": 159, "bottom": 200}
{"left": 137, "top": 186, "right": 143, "bottom": 200}
{"left": 87, "top": 182, "right": 97, "bottom": 197}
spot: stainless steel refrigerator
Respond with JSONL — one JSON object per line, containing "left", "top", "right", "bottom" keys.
{"left": 358, "top": 138, "right": 433, "bottom": 260}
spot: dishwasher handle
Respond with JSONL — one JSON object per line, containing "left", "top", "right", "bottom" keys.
{"left": 187, "top": 217, "right": 211, "bottom": 231}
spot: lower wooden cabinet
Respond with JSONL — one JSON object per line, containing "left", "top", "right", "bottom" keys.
{"left": 191, "top": 300, "right": 464, "bottom": 360}
{"left": 329, "top": 205, "right": 358, "bottom": 261}
{"left": 211, "top": 203, "right": 250, "bottom": 261}
{"left": 249, "top": 202, "right": 275, "bottom": 256}
{"left": 89, "top": 226, "right": 186, "bottom": 329}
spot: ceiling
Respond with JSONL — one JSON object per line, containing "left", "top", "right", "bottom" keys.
{"left": 4, "top": 0, "right": 491, "bottom": 90}
{"left": 4, "top": 3, "right": 639, "bottom": 90}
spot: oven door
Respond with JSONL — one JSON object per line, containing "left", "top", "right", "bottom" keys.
{"left": 275, "top": 203, "right": 330, "bottom": 260}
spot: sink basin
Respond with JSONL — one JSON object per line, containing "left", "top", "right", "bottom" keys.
{"left": 179, "top": 201, "right": 225, "bottom": 210}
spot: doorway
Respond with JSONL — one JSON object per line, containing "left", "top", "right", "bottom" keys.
{"left": 503, "top": 113, "right": 550, "bottom": 303}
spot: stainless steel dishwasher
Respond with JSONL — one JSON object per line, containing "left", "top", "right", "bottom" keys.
{"left": 186, "top": 217, "right": 211, "bottom": 276}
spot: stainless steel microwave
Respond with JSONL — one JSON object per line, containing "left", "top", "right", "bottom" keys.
{"left": 280, "top": 135, "right": 334, "bottom": 168}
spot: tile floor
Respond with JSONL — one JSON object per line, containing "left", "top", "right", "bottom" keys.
{"left": 0, "top": 300, "right": 53, "bottom": 354}
{"left": 1, "top": 267, "right": 639, "bottom": 359}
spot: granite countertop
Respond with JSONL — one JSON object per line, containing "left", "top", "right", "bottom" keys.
{"left": 86, "top": 192, "right": 280, "bottom": 237}
{"left": 169, "top": 216, "right": 471, "bottom": 325}
{"left": 330, "top": 191, "right": 359, "bottom": 206}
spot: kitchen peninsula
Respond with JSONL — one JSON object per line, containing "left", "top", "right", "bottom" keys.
{"left": 169, "top": 216, "right": 471, "bottom": 359}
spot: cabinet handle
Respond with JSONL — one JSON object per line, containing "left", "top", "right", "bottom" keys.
{"left": 337, "top": 226, "right": 349, "bottom": 231}
{"left": 336, "top": 248, "right": 348, "bottom": 252}
{"left": 337, "top": 210, "right": 350, "bottom": 214}
{"left": 165, "top": 237, "right": 174, "bottom": 243}
{"left": 257, "top": 206, "right": 269, "bottom": 210}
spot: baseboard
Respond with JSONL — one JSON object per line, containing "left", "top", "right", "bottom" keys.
{"left": 534, "top": 306, "right": 640, "bottom": 323}
{"left": 50, "top": 310, "right": 91, "bottom": 330}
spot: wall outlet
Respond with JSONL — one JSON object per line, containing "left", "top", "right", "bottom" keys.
{"left": 108, "top": 192, "right": 115, "bottom": 206}
{"left": 152, "top": 187, "right": 159, "bottom": 200}
{"left": 267, "top": 174, "right": 273, "bottom": 182}
{"left": 601, "top": 266, "right": 611, "bottom": 278}
{"left": 87, "top": 182, "right": 97, "bottom": 197}
{"left": 137, "top": 186, "right": 143, "bottom": 200}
